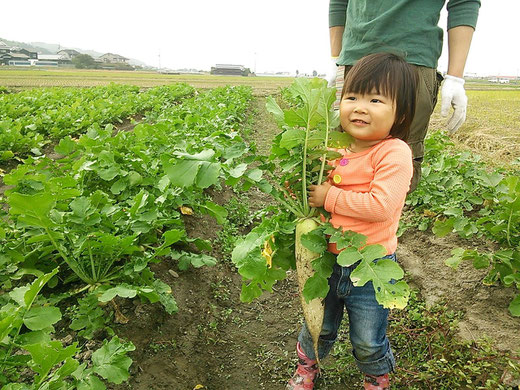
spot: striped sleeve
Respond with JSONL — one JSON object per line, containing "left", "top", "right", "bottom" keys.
{"left": 324, "top": 141, "right": 412, "bottom": 222}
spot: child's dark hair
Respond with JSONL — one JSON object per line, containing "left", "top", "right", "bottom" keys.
{"left": 341, "top": 52, "right": 418, "bottom": 141}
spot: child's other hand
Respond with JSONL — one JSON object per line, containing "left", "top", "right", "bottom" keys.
{"left": 308, "top": 182, "right": 332, "bottom": 208}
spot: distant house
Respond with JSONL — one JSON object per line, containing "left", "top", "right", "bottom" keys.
{"left": 99, "top": 53, "right": 129, "bottom": 64}
{"left": 210, "top": 64, "right": 249, "bottom": 76}
{"left": 7, "top": 46, "right": 38, "bottom": 60}
{"left": 0, "top": 41, "right": 11, "bottom": 55}
{"left": 38, "top": 54, "right": 61, "bottom": 61}
{"left": 0, "top": 41, "right": 42, "bottom": 65}
{"left": 57, "top": 49, "right": 80, "bottom": 61}
{"left": 8, "top": 53, "right": 29, "bottom": 61}
{"left": 2, "top": 52, "right": 30, "bottom": 66}
{"left": 0, "top": 53, "right": 12, "bottom": 65}
{"left": 17, "top": 48, "right": 38, "bottom": 59}
{"left": 37, "top": 54, "right": 68, "bottom": 66}
{"left": 33, "top": 60, "right": 58, "bottom": 67}
{"left": 488, "top": 75, "right": 516, "bottom": 84}
{"left": 0, "top": 41, "right": 37, "bottom": 65}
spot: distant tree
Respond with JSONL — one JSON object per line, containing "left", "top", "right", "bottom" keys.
{"left": 113, "top": 62, "right": 134, "bottom": 71}
{"left": 312, "top": 70, "right": 317, "bottom": 77}
{"left": 296, "top": 70, "right": 299, "bottom": 76}
{"left": 72, "top": 54, "right": 98, "bottom": 69}
{"left": 242, "top": 67, "right": 252, "bottom": 76}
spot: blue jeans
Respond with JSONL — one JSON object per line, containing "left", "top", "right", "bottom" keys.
{"left": 298, "top": 254, "right": 396, "bottom": 376}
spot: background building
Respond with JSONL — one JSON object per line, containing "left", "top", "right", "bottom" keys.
{"left": 210, "top": 64, "right": 252, "bottom": 76}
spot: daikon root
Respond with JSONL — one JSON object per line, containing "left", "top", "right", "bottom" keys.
{"left": 295, "top": 218, "right": 324, "bottom": 365}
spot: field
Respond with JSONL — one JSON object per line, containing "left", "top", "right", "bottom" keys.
{"left": 1, "top": 68, "right": 519, "bottom": 390}
{"left": 0, "top": 68, "right": 293, "bottom": 94}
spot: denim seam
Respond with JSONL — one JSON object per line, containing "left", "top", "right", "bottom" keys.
{"left": 337, "top": 266, "right": 352, "bottom": 298}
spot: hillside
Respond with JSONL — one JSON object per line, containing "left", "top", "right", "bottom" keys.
{"left": 0, "top": 38, "right": 53, "bottom": 54}
{"left": 0, "top": 37, "right": 147, "bottom": 67}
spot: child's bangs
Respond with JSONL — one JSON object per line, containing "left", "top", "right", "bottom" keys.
{"left": 342, "top": 60, "right": 400, "bottom": 102}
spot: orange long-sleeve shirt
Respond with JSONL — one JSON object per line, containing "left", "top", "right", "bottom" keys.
{"left": 324, "top": 138, "right": 413, "bottom": 255}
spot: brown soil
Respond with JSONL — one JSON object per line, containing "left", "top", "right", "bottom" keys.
{"left": 108, "top": 95, "right": 520, "bottom": 390}
{"left": 113, "top": 114, "right": 144, "bottom": 134}
{"left": 112, "top": 251, "right": 302, "bottom": 390}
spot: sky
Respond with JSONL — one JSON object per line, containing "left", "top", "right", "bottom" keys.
{"left": 1, "top": 1, "right": 518, "bottom": 77}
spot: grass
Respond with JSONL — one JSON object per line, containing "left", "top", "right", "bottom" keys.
{"left": 429, "top": 86, "right": 520, "bottom": 169}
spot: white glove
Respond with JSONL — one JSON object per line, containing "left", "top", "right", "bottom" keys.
{"left": 440, "top": 74, "right": 468, "bottom": 133}
{"left": 326, "top": 57, "right": 339, "bottom": 87}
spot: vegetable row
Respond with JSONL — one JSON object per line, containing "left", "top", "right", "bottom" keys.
{"left": 0, "top": 84, "right": 255, "bottom": 388}
{"left": 0, "top": 83, "right": 194, "bottom": 161}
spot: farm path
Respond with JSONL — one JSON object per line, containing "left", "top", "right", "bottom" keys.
{"left": 112, "top": 93, "right": 519, "bottom": 390}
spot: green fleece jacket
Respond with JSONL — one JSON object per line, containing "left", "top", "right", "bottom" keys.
{"left": 329, "top": 0, "right": 480, "bottom": 68}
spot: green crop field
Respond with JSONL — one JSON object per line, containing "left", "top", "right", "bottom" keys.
{"left": 2, "top": 68, "right": 518, "bottom": 167}
{"left": 1, "top": 70, "right": 519, "bottom": 389}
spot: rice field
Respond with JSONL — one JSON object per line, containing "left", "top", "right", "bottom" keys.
{"left": 0, "top": 67, "right": 293, "bottom": 92}
{"left": 431, "top": 87, "right": 520, "bottom": 167}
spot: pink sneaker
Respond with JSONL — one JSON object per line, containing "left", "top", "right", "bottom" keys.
{"left": 364, "top": 373, "right": 390, "bottom": 390}
{"left": 286, "top": 342, "right": 319, "bottom": 390}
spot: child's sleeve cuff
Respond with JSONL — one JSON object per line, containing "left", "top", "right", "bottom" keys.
{"left": 324, "top": 186, "right": 342, "bottom": 213}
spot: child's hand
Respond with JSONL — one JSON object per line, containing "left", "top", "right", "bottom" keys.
{"left": 308, "top": 181, "right": 332, "bottom": 208}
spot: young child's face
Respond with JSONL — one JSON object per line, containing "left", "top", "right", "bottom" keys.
{"left": 339, "top": 91, "right": 397, "bottom": 143}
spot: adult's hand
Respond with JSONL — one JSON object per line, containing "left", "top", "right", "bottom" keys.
{"left": 325, "top": 57, "right": 339, "bottom": 87}
{"left": 440, "top": 74, "right": 468, "bottom": 133}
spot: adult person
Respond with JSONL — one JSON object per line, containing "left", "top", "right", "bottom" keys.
{"left": 326, "top": 0, "right": 481, "bottom": 192}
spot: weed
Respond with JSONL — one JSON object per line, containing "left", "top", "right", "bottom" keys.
{"left": 215, "top": 194, "right": 255, "bottom": 258}
{"left": 254, "top": 344, "right": 294, "bottom": 384}
{"left": 211, "top": 278, "right": 232, "bottom": 303}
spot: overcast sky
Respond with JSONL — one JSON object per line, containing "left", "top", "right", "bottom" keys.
{"left": 1, "top": 1, "right": 518, "bottom": 76}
